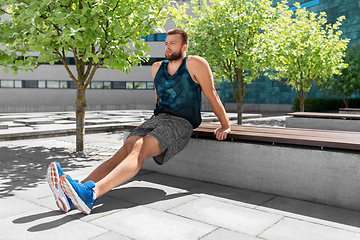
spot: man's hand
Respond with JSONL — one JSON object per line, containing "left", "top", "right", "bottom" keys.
{"left": 213, "top": 127, "right": 231, "bottom": 141}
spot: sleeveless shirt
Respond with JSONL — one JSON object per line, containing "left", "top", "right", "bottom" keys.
{"left": 154, "top": 56, "right": 202, "bottom": 128}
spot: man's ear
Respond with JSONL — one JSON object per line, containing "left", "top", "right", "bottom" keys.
{"left": 183, "top": 44, "right": 188, "bottom": 52}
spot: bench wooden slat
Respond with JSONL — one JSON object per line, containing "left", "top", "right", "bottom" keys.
{"left": 124, "top": 123, "right": 360, "bottom": 151}
{"left": 193, "top": 128, "right": 360, "bottom": 150}
{"left": 286, "top": 112, "right": 360, "bottom": 120}
{"left": 196, "top": 127, "right": 360, "bottom": 144}
{"left": 198, "top": 124, "right": 360, "bottom": 141}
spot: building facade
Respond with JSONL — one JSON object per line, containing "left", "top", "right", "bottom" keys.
{"left": 222, "top": 0, "right": 360, "bottom": 110}
{"left": 0, "top": 0, "right": 359, "bottom": 113}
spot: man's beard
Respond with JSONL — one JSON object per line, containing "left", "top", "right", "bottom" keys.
{"left": 165, "top": 50, "right": 182, "bottom": 61}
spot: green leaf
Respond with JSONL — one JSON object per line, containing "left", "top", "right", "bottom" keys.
{"left": 3, "top": 67, "right": 9, "bottom": 73}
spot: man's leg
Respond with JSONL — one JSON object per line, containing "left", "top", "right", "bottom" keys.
{"left": 93, "top": 134, "right": 162, "bottom": 198}
{"left": 81, "top": 135, "right": 143, "bottom": 184}
{"left": 60, "top": 134, "right": 163, "bottom": 214}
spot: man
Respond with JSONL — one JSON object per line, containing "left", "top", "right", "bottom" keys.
{"left": 47, "top": 29, "right": 231, "bottom": 214}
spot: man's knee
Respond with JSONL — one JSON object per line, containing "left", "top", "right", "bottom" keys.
{"left": 122, "top": 135, "right": 143, "bottom": 154}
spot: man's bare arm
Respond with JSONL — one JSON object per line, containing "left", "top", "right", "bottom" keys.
{"left": 187, "top": 56, "right": 231, "bottom": 140}
{"left": 151, "top": 62, "right": 162, "bottom": 102}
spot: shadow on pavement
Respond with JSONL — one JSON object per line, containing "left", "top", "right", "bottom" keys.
{"left": 0, "top": 145, "right": 98, "bottom": 199}
{"left": 7, "top": 144, "right": 360, "bottom": 232}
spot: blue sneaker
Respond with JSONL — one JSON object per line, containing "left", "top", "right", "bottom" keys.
{"left": 47, "top": 162, "right": 75, "bottom": 212}
{"left": 60, "top": 174, "right": 96, "bottom": 214}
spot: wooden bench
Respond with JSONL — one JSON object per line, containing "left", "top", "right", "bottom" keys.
{"left": 285, "top": 112, "right": 360, "bottom": 132}
{"left": 124, "top": 122, "right": 360, "bottom": 211}
{"left": 125, "top": 123, "right": 360, "bottom": 151}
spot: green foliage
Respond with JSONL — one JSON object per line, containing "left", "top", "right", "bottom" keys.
{"left": 265, "top": 2, "right": 349, "bottom": 111}
{"left": 0, "top": 0, "right": 170, "bottom": 85}
{"left": 320, "top": 44, "right": 360, "bottom": 107}
{"left": 171, "top": 0, "right": 281, "bottom": 123}
{"left": 292, "top": 97, "right": 360, "bottom": 112}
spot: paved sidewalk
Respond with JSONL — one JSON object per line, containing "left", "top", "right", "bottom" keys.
{"left": 0, "top": 110, "right": 263, "bottom": 141}
{"left": 1, "top": 132, "right": 360, "bottom": 240}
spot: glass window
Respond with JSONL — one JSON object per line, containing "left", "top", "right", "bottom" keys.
{"left": 91, "top": 81, "right": 103, "bottom": 89}
{"left": 14, "top": 80, "right": 22, "bottom": 88}
{"left": 156, "top": 34, "right": 167, "bottom": 41}
{"left": 60, "top": 81, "right": 68, "bottom": 88}
{"left": 47, "top": 81, "right": 60, "bottom": 88}
{"left": 39, "top": 80, "right": 46, "bottom": 88}
{"left": 113, "top": 81, "right": 126, "bottom": 89}
{"left": 126, "top": 82, "right": 134, "bottom": 89}
{"left": 134, "top": 82, "right": 146, "bottom": 89}
{"left": 146, "top": 35, "right": 155, "bottom": 41}
{"left": 103, "top": 81, "right": 111, "bottom": 89}
{"left": 69, "top": 81, "right": 77, "bottom": 89}
{"left": 23, "top": 80, "right": 38, "bottom": 88}
{"left": 0, "top": 80, "right": 14, "bottom": 88}
{"left": 147, "top": 82, "right": 154, "bottom": 89}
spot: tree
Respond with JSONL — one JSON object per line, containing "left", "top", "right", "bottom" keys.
{"left": 0, "top": 0, "right": 170, "bottom": 151}
{"left": 320, "top": 44, "right": 360, "bottom": 108}
{"left": 264, "top": 2, "right": 349, "bottom": 112}
{"left": 170, "top": 0, "right": 279, "bottom": 124}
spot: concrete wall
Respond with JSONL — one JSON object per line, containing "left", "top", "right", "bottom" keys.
{"left": 286, "top": 117, "right": 360, "bottom": 132}
{"left": 138, "top": 137, "right": 360, "bottom": 211}
{"left": 225, "top": 103, "right": 293, "bottom": 113}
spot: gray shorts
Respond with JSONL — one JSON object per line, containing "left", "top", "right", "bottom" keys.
{"left": 126, "top": 113, "right": 193, "bottom": 165}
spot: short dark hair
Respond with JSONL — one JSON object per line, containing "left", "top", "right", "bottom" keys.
{"left": 167, "top": 29, "right": 188, "bottom": 46}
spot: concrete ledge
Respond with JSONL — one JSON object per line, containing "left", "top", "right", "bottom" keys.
{"left": 286, "top": 117, "right": 360, "bottom": 132}
{"left": 0, "top": 123, "right": 127, "bottom": 141}
{"left": 135, "top": 135, "right": 360, "bottom": 211}
{"left": 225, "top": 103, "right": 293, "bottom": 113}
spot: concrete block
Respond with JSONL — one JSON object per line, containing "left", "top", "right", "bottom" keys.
{"left": 339, "top": 110, "right": 360, "bottom": 114}
{"left": 140, "top": 137, "right": 360, "bottom": 211}
{"left": 285, "top": 116, "right": 360, "bottom": 132}
{"left": 258, "top": 217, "right": 360, "bottom": 240}
{"left": 13, "top": 118, "right": 55, "bottom": 126}
{"left": 91, "top": 205, "right": 217, "bottom": 240}
{"left": 168, "top": 198, "right": 283, "bottom": 236}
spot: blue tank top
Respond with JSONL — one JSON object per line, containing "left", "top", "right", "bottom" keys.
{"left": 154, "top": 56, "right": 202, "bottom": 128}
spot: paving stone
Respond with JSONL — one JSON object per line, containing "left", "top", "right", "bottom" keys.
{"left": 0, "top": 114, "right": 46, "bottom": 121}
{"left": 167, "top": 197, "right": 283, "bottom": 236}
{"left": 85, "top": 118, "right": 140, "bottom": 125}
{"left": 189, "top": 181, "right": 276, "bottom": 209}
{"left": 131, "top": 172, "right": 204, "bottom": 189}
{"left": 107, "top": 180, "right": 198, "bottom": 211}
{"left": 201, "top": 228, "right": 260, "bottom": 240}
{"left": 259, "top": 217, "right": 360, "bottom": 240}
{"left": 54, "top": 120, "right": 76, "bottom": 124}
{"left": 256, "top": 196, "right": 360, "bottom": 233}
{"left": 0, "top": 208, "right": 108, "bottom": 240}
{"left": 89, "top": 231, "right": 133, "bottom": 240}
{"left": 0, "top": 121, "right": 26, "bottom": 127}
{"left": 67, "top": 114, "right": 107, "bottom": 121}
{"left": 65, "top": 195, "right": 137, "bottom": 222}
{"left": 0, "top": 197, "right": 42, "bottom": 220}
{"left": 91, "top": 205, "right": 216, "bottom": 240}
{"left": 14, "top": 118, "right": 56, "bottom": 125}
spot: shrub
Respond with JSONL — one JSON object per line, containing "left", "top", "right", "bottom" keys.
{"left": 292, "top": 98, "right": 360, "bottom": 112}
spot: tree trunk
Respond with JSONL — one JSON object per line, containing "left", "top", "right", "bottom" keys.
{"left": 237, "top": 101, "right": 243, "bottom": 125}
{"left": 76, "top": 86, "right": 86, "bottom": 152}
{"left": 299, "top": 96, "right": 305, "bottom": 112}
{"left": 343, "top": 94, "right": 349, "bottom": 108}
